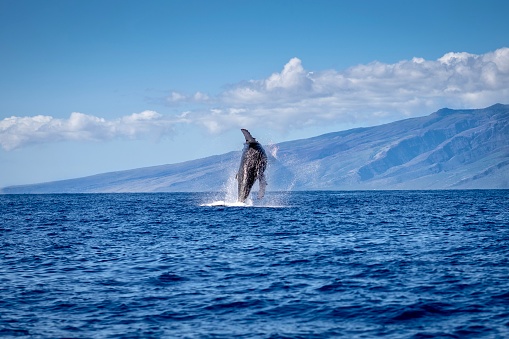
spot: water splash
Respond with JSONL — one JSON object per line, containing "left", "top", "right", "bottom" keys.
{"left": 200, "top": 142, "right": 293, "bottom": 208}
{"left": 200, "top": 171, "right": 290, "bottom": 208}
{"left": 223, "top": 173, "right": 239, "bottom": 204}
{"left": 201, "top": 173, "right": 255, "bottom": 207}
{"left": 268, "top": 143, "right": 279, "bottom": 159}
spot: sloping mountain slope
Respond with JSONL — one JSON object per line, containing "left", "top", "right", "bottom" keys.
{"left": 2, "top": 152, "right": 241, "bottom": 193}
{"left": 2, "top": 104, "right": 508, "bottom": 193}
{"left": 274, "top": 103, "right": 509, "bottom": 190}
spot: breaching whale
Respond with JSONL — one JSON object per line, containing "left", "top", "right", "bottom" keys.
{"left": 236, "top": 129, "right": 267, "bottom": 203}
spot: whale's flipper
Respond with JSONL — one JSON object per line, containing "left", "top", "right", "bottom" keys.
{"left": 241, "top": 129, "right": 256, "bottom": 143}
{"left": 258, "top": 173, "right": 267, "bottom": 199}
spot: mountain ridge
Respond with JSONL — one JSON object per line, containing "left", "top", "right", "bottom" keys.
{"left": 2, "top": 104, "right": 508, "bottom": 193}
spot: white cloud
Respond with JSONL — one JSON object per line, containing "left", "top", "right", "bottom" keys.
{"left": 265, "top": 57, "right": 309, "bottom": 90}
{"left": 166, "top": 91, "right": 210, "bottom": 105}
{"left": 2, "top": 47, "right": 508, "bottom": 150}
{"left": 189, "top": 47, "right": 509, "bottom": 133}
{"left": 168, "top": 91, "right": 186, "bottom": 102}
{"left": 193, "top": 91, "right": 210, "bottom": 101}
{"left": 219, "top": 57, "right": 314, "bottom": 106}
{"left": 0, "top": 111, "right": 178, "bottom": 151}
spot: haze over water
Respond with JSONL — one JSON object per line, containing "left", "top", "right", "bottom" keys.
{"left": 1, "top": 190, "right": 508, "bottom": 338}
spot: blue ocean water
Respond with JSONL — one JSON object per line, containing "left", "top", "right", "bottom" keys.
{"left": 1, "top": 190, "right": 508, "bottom": 338}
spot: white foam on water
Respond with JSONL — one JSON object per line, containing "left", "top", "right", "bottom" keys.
{"left": 201, "top": 193, "right": 289, "bottom": 208}
{"left": 200, "top": 198, "right": 288, "bottom": 208}
{"left": 200, "top": 200, "right": 251, "bottom": 207}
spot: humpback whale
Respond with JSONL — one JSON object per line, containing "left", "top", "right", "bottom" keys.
{"left": 236, "top": 129, "right": 267, "bottom": 203}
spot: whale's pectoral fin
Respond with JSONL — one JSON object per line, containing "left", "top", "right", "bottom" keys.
{"left": 241, "top": 129, "right": 256, "bottom": 143}
{"left": 258, "top": 174, "right": 267, "bottom": 199}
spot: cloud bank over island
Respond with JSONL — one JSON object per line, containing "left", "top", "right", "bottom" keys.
{"left": 186, "top": 47, "right": 509, "bottom": 133}
{"left": 1, "top": 48, "right": 508, "bottom": 150}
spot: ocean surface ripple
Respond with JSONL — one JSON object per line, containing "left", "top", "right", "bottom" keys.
{"left": 1, "top": 190, "right": 508, "bottom": 338}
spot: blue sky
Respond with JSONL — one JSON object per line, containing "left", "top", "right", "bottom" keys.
{"left": 1, "top": 0, "right": 508, "bottom": 187}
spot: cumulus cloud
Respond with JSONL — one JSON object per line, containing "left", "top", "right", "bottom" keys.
{"left": 2, "top": 47, "right": 508, "bottom": 150}
{"left": 191, "top": 47, "right": 509, "bottom": 133}
{"left": 0, "top": 111, "right": 179, "bottom": 151}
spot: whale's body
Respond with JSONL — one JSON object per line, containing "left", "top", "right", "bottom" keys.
{"left": 237, "top": 129, "right": 267, "bottom": 203}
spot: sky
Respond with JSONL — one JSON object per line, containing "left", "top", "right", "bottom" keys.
{"left": 1, "top": 0, "right": 508, "bottom": 187}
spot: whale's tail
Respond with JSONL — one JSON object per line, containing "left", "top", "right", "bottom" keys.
{"left": 241, "top": 129, "right": 256, "bottom": 143}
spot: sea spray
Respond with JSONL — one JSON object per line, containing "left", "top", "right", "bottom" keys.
{"left": 201, "top": 142, "right": 292, "bottom": 207}
{"left": 201, "top": 169, "right": 288, "bottom": 208}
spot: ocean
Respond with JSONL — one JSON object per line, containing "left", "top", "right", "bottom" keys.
{"left": 1, "top": 190, "right": 508, "bottom": 338}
